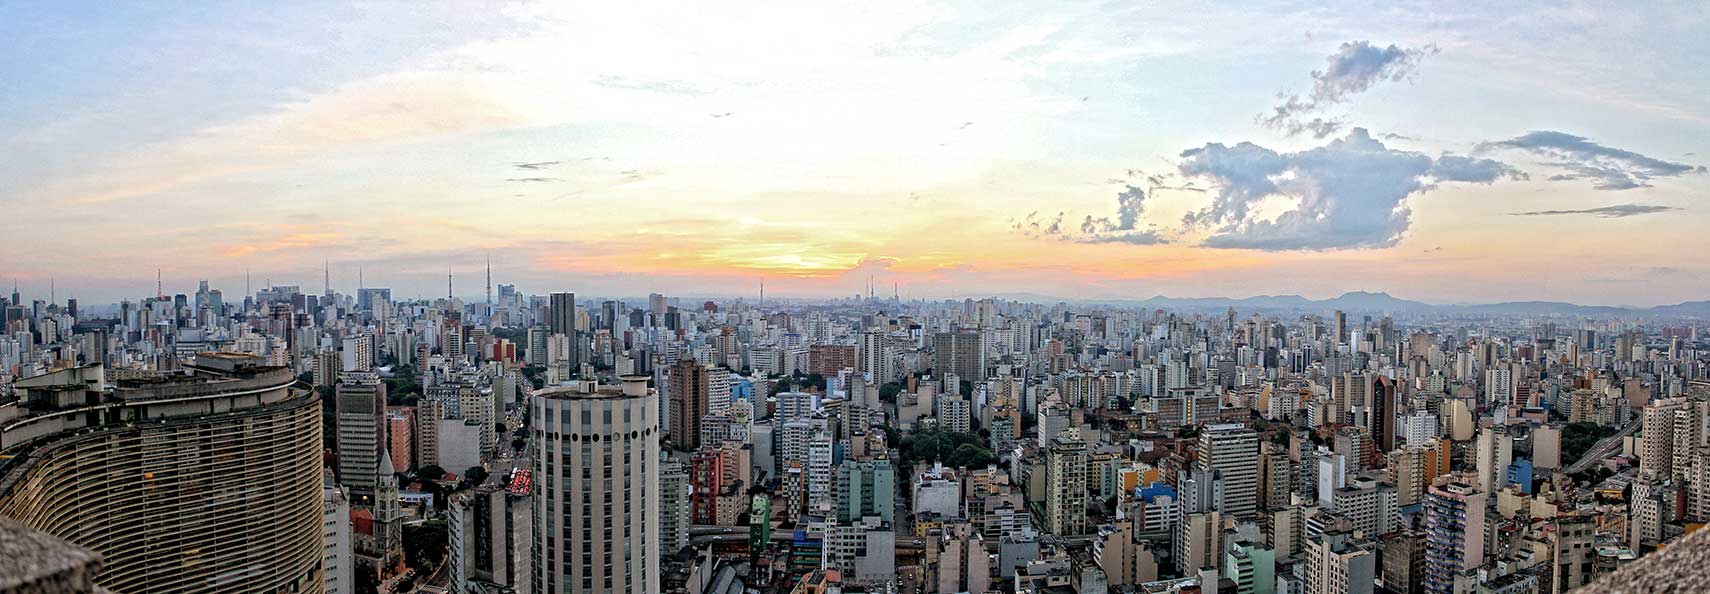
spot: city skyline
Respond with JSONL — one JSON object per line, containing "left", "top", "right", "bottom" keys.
{"left": 5, "top": 2, "right": 1708, "bottom": 305}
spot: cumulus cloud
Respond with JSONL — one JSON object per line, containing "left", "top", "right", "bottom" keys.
{"left": 1482, "top": 131, "right": 1707, "bottom": 190}
{"left": 1079, "top": 184, "right": 1148, "bottom": 234}
{"left": 1178, "top": 128, "right": 1515, "bottom": 250}
{"left": 1261, "top": 41, "right": 1435, "bottom": 138}
{"left": 1510, "top": 203, "right": 1679, "bottom": 218}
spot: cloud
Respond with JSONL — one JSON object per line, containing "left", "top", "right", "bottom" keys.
{"left": 1079, "top": 229, "right": 1170, "bottom": 245}
{"left": 507, "top": 177, "right": 563, "bottom": 183}
{"left": 514, "top": 161, "right": 563, "bottom": 170}
{"left": 1012, "top": 211, "right": 1065, "bottom": 237}
{"left": 1510, "top": 203, "right": 1680, "bottom": 218}
{"left": 1178, "top": 128, "right": 1515, "bottom": 250}
{"left": 1261, "top": 41, "right": 1435, "bottom": 137}
{"left": 1079, "top": 184, "right": 1148, "bottom": 234}
{"left": 1482, "top": 131, "right": 1706, "bottom": 190}
{"left": 1429, "top": 155, "right": 1528, "bottom": 183}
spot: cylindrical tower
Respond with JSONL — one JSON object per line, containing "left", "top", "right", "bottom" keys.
{"left": 531, "top": 376, "right": 660, "bottom": 594}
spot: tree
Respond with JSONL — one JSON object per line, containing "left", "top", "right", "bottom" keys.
{"left": 899, "top": 429, "right": 996, "bottom": 469}
{"left": 402, "top": 520, "right": 449, "bottom": 570}
{"left": 354, "top": 560, "right": 380, "bottom": 594}
{"left": 879, "top": 382, "right": 904, "bottom": 403}
{"left": 463, "top": 465, "right": 490, "bottom": 488}
{"left": 417, "top": 465, "right": 448, "bottom": 482}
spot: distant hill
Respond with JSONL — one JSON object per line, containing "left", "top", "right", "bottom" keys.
{"left": 1030, "top": 291, "right": 1710, "bottom": 318}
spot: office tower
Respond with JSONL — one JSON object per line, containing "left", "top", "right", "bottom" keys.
{"left": 669, "top": 359, "right": 710, "bottom": 450}
{"left": 932, "top": 331, "right": 987, "bottom": 382}
{"left": 1333, "top": 311, "right": 1347, "bottom": 346}
{"left": 1370, "top": 375, "right": 1398, "bottom": 452}
{"left": 549, "top": 292, "right": 580, "bottom": 373}
{"left": 336, "top": 371, "right": 388, "bottom": 498}
{"left": 1423, "top": 479, "right": 1487, "bottom": 594}
{"left": 449, "top": 480, "right": 534, "bottom": 594}
{"left": 835, "top": 459, "right": 896, "bottom": 523}
{"left": 1045, "top": 434, "right": 1089, "bottom": 535}
{"left": 1304, "top": 527, "right": 1376, "bottom": 594}
{"left": 530, "top": 377, "right": 660, "bottom": 594}
{"left": 0, "top": 355, "right": 324, "bottom": 594}
{"left": 1198, "top": 424, "right": 1260, "bottom": 520}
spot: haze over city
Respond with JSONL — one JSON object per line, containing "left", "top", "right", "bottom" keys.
{"left": 4, "top": 2, "right": 1707, "bottom": 305}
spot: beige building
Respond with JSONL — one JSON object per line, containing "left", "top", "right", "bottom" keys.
{"left": 0, "top": 355, "right": 325, "bottom": 594}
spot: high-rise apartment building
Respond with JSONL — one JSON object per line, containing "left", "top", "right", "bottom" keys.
{"left": 1304, "top": 527, "right": 1376, "bottom": 594}
{"left": 1198, "top": 424, "right": 1260, "bottom": 520}
{"left": 530, "top": 377, "right": 660, "bottom": 594}
{"left": 1045, "top": 434, "right": 1089, "bottom": 536}
{"left": 0, "top": 355, "right": 324, "bottom": 594}
{"left": 1423, "top": 479, "right": 1486, "bottom": 594}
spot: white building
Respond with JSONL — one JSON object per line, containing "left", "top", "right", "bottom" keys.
{"left": 530, "top": 377, "right": 661, "bottom": 594}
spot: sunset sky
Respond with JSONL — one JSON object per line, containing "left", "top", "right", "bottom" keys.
{"left": 3, "top": 1, "right": 1707, "bottom": 305}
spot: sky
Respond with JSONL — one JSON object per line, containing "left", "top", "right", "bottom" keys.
{"left": 2, "top": 1, "right": 1708, "bottom": 306}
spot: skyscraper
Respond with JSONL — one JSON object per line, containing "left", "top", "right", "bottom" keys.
{"left": 336, "top": 371, "right": 389, "bottom": 499}
{"left": 550, "top": 291, "right": 580, "bottom": 374}
{"left": 932, "top": 331, "right": 986, "bottom": 382}
{"left": 669, "top": 358, "right": 710, "bottom": 451}
{"left": 530, "top": 377, "right": 660, "bottom": 594}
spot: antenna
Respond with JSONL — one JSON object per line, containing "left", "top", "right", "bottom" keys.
{"left": 448, "top": 268, "right": 453, "bottom": 300}
{"left": 485, "top": 254, "right": 492, "bottom": 305}
{"left": 759, "top": 280, "right": 764, "bottom": 303}
{"left": 157, "top": 268, "right": 163, "bottom": 300}
{"left": 358, "top": 267, "right": 363, "bottom": 290}
{"left": 49, "top": 277, "right": 54, "bottom": 305}
{"left": 324, "top": 259, "right": 331, "bottom": 296}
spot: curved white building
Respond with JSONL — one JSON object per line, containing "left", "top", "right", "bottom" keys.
{"left": 530, "top": 376, "right": 660, "bottom": 594}
{"left": 0, "top": 354, "right": 324, "bottom": 594}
